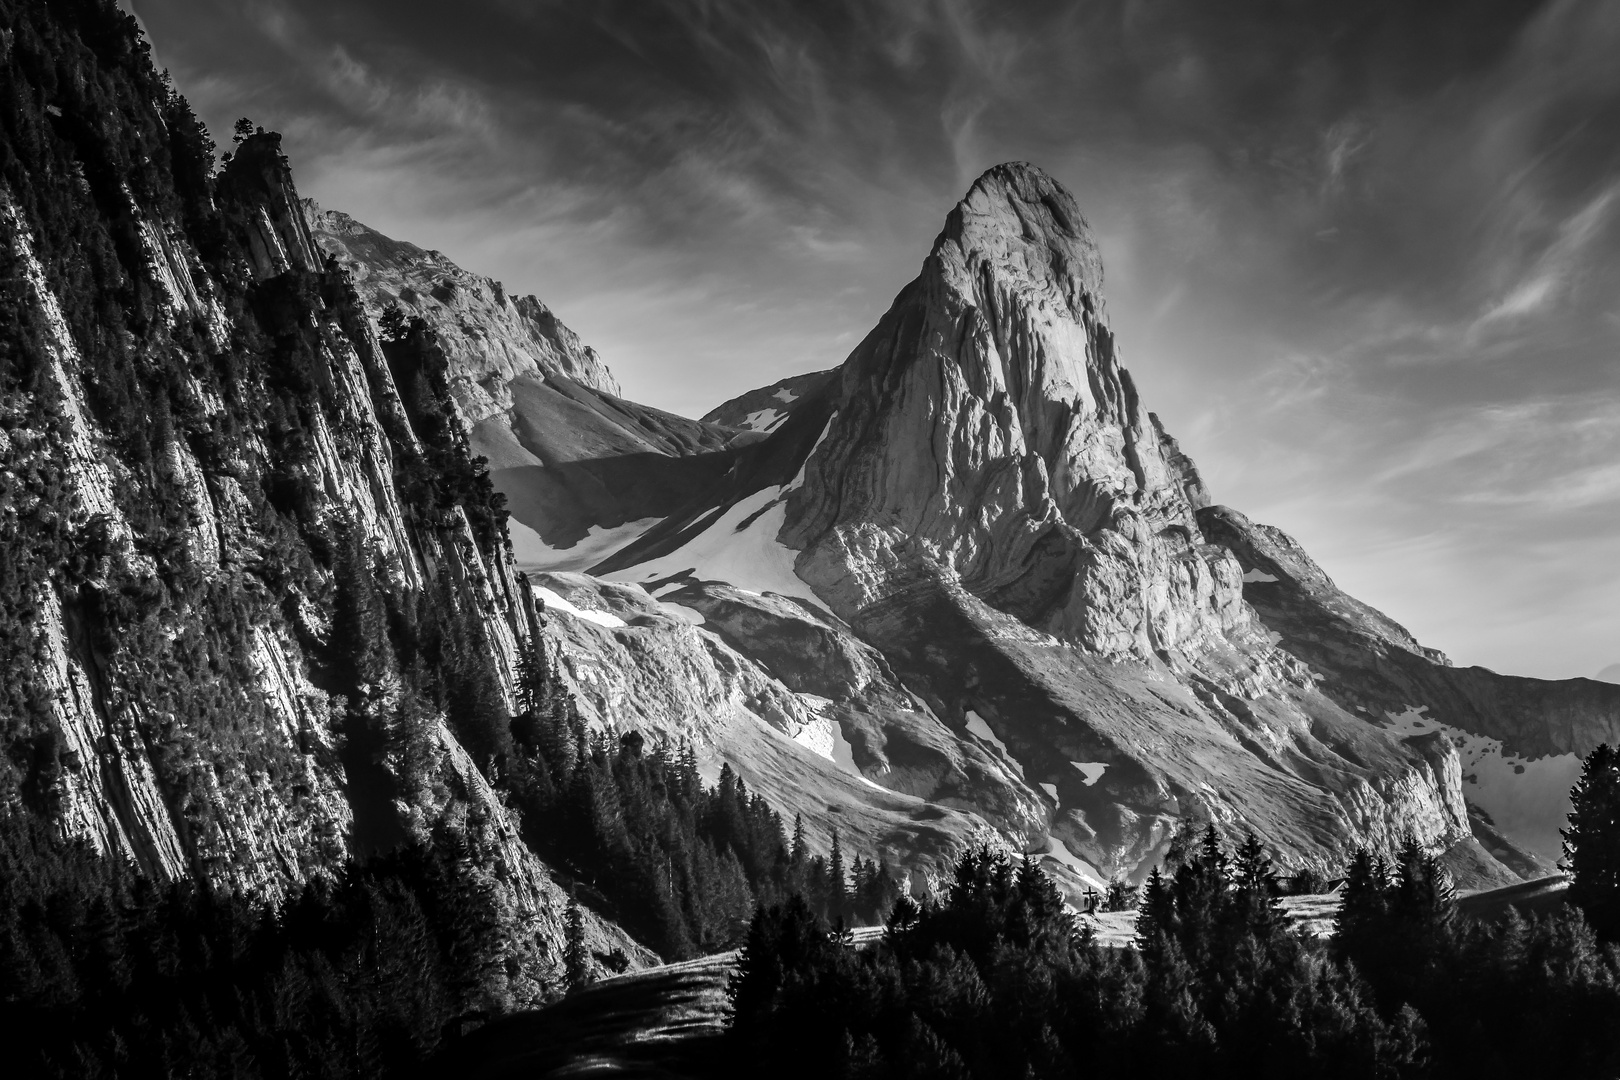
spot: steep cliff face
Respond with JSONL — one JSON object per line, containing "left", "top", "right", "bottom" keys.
{"left": 785, "top": 164, "right": 1249, "bottom": 661}
{"left": 0, "top": 0, "right": 643, "bottom": 996}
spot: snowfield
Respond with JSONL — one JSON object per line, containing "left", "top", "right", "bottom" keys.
{"left": 607, "top": 420, "right": 837, "bottom": 616}
{"left": 510, "top": 516, "right": 662, "bottom": 574}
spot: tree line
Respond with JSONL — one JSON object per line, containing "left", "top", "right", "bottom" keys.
{"left": 727, "top": 743, "right": 1620, "bottom": 1080}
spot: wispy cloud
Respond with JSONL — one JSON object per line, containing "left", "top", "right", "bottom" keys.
{"left": 1475, "top": 183, "right": 1619, "bottom": 327}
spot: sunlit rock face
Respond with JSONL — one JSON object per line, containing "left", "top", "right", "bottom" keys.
{"left": 783, "top": 163, "right": 1245, "bottom": 660}
{"left": 305, "top": 201, "right": 621, "bottom": 422}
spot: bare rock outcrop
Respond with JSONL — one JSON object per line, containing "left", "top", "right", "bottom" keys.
{"left": 305, "top": 201, "right": 621, "bottom": 420}
{"left": 783, "top": 164, "right": 1252, "bottom": 660}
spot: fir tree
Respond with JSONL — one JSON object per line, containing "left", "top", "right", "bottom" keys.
{"left": 378, "top": 303, "right": 409, "bottom": 343}
{"left": 827, "top": 829, "right": 848, "bottom": 922}
{"left": 563, "top": 896, "right": 589, "bottom": 993}
{"left": 1564, "top": 743, "right": 1620, "bottom": 941}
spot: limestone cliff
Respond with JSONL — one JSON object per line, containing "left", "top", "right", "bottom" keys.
{"left": 783, "top": 163, "right": 1253, "bottom": 659}
{"left": 0, "top": 1, "right": 644, "bottom": 1002}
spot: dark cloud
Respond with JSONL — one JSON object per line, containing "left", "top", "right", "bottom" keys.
{"left": 131, "top": 0, "right": 1620, "bottom": 680}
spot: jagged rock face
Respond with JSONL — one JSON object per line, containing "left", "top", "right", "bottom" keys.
{"left": 0, "top": 2, "right": 643, "bottom": 997}
{"left": 782, "top": 164, "right": 1243, "bottom": 660}
{"left": 305, "top": 202, "right": 621, "bottom": 421}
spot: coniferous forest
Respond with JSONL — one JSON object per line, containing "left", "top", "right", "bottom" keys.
{"left": 727, "top": 745, "right": 1620, "bottom": 1080}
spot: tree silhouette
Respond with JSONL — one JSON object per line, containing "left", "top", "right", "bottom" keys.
{"left": 1564, "top": 742, "right": 1620, "bottom": 941}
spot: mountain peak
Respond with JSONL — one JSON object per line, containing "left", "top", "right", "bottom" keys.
{"left": 934, "top": 162, "right": 1105, "bottom": 321}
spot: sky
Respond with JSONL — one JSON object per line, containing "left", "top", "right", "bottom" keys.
{"left": 128, "top": 0, "right": 1620, "bottom": 682}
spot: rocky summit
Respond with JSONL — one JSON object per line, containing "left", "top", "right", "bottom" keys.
{"left": 324, "top": 161, "right": 1616, "bottom": 895}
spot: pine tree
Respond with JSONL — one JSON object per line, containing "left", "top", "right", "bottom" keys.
{"left": 1230, "top": 832, "right": 1287, "bottom": 936}
{"left": 790, "top": 813, "right": 808, "bottom": 866}
{"left": 1164, "top": 817, "right": 1202, "bottom": 872}
{"left": 1564, "top": 743, "right": 1620, "bottom": 941}
{"left": 564, "top": 896, "right": 589, "bottom": 993}
{"left": 1136, "top": 866, "right": 1175, "bottom": 949}
{"left": 1334, "top": 849, "right": 1386, "bottom": 946}
{"left": 828, "top": 829, "right": 848, "bottom": 922}
{"left": 1198, "top": 824, "right": 1229, "bottom": 883}
{"left": 515, "top": 643, "right": 545, "bottom": 717}
{"left": 378, "top": 303, "right": 408, "bottom": 343}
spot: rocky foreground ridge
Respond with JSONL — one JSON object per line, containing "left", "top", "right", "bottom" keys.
{"left": 330, "top": 164, "right": 1620, "bottom": 895}
{"left": 0, "top": 0, "right": 643, "bottom": 1005}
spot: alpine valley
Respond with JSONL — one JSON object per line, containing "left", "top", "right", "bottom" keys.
{"left": 3, "top": 0, "right": 1618, "bottom": 1056}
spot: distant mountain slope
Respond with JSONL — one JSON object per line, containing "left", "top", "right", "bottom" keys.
{"left": 1201, "top": 503, "right": 1620, "bottom": 864}
{"left": 702, "top": 369, "right": 836, "bottom": 433}
{"left": 305, "top": 204, "right": 760, "bottom": 561}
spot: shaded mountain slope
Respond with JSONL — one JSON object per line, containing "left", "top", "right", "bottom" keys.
{"left": 701, "top": 368, "right": 837, "bottom": 433}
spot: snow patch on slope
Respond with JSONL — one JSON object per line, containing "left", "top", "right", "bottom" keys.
{"left": 965, "top": 710, "right": 1007, "bottom": 753}
{"left": 792, "top": 718, "right": 837, "bottom": 761}
{"left": 1042, "top": 835, "right": 1108, "bottom": 889}
{"left": 607, "top": 420, "right": 836, "bottom": 615}
{"left": 511, "top": 517, "right": 661, "bottom": 574}
{"left": 740, "top": 408, "right": 787, "bottom": 432}
{"left": 1242, "top": 568, "right": 1279, "bottom": 583}
{"left": 1382, "top": 704, "right": 1579, "bottom": 865}
{"left": 1070, "top": 761, "right": 1108, "bottom": 786}
{"left": 659, "top": 602, "right": 706, "bottom": 625}
{"left": 966, "top": 709, "right": 1023, "bottom": 777}
{"left": 534, "top": 586, "right": 627, "bottom": 629}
